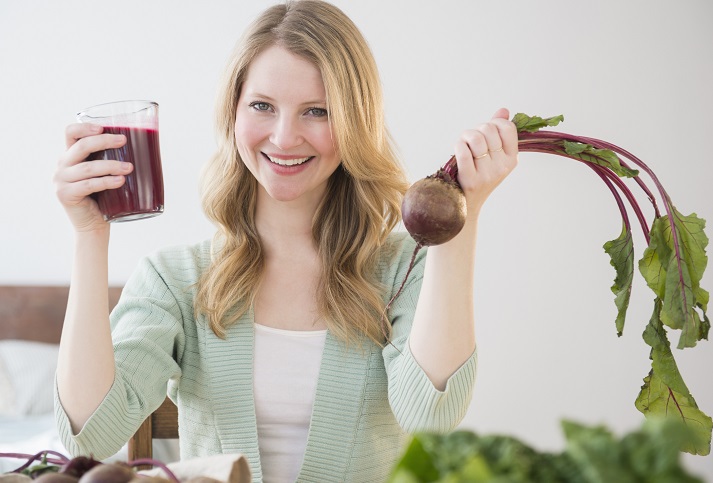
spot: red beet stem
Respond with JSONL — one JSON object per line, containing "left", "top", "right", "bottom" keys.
{"left": 5, "top": 450, "right": 70, "bottom": 473}
{"left": 519, "top": 131, "right": 661, "bottom": 217}
{"left": 441, "top": 155, "right": 459, "bottom": 181}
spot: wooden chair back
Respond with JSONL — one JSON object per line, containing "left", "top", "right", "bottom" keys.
{"left": 128, "top": 396, "right": 179, "bottom": 467}
{"left": 0, "top": 285, "right": 122, "bottom": 342}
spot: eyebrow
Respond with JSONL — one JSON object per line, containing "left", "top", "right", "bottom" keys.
{"left": 248, "top": 92, "right": 326, "bottom": 106}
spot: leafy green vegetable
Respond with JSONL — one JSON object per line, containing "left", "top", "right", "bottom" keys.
{"left": 511, "top": 113, "right": 564, "bottom": 132}
{"left": 21, "top": 452, "right": 60, "bottom": 478}
{"left": 639, "top": 210, "right": 710, "bottom": 349}
{"left": 562, "top": 141, "right": 639, "bottom": 178}
{"left": 389, "top": 419, "right": 704, "bottom": 482}
{"left": 515, "top": 113, "right": 711, "bottom": 455}
{"left": 635, "top": 299, "right": 712, "bottom": 455}
{"left": 603, "top": 223, "right": 635, "bottom": 336}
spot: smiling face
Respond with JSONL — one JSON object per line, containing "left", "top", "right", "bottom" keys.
{"left": 234, "top": 45, "right": 341, "bottom": 208}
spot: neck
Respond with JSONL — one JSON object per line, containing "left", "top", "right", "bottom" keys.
{"left": 255, "top": 188, "right": 321, "bottom": 258}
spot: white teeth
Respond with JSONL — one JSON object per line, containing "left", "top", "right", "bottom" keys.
{"left": 266, "top": 154, "right": 311, "bottom": 166}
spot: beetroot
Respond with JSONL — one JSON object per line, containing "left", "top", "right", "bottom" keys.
{"left": 77, "top": 463, "right": 135, "bottom": 483}
{"left": 59, "top": 456, "right": 102, "bottom": 479}
{"left": 401, "top": 156, "right": 466, "bottom": 247}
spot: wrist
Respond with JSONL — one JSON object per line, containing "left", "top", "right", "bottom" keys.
{"left": 74, "top": 226, "right": 111, "bottom": 247}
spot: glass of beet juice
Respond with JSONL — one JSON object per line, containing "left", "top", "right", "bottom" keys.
{"left": 77, "top": 100, "right": 164, "bottom": 222}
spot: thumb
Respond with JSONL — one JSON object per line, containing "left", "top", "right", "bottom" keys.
{"left": 492, "top": 107, "right": 510, "bottom": 120}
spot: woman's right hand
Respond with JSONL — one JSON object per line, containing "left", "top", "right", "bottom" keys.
{"left": 54, "top": 123, "right": 133, "bottom": 233}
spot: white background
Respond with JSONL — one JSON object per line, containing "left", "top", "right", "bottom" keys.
{"left": 1, "top": 0, "right": 711, "bottom": 478}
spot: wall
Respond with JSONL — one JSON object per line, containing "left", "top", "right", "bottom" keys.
{"left": 1, "top": 0, "right": 711, "bottom": 477}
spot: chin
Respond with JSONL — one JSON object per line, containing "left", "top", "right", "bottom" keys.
{"left": 265, "top": 186, "right": 305, "bottom": 203}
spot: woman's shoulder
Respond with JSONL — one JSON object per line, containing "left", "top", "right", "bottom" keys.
{"left": 148, "top": 238, "right": 212, "bottom": 265}
{"left": 137, "top": 238, "right": 214, "bottom": 283}
{"left": 118, "top": 239, "right": 213, "bottom": 305}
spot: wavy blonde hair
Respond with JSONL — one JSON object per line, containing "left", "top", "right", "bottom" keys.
{"left": 195, "top": 0, "right": 409, "bottom": 345}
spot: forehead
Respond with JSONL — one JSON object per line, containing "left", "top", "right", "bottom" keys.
{"left": 242, "top": 45, "right": 326, "bottom": 101}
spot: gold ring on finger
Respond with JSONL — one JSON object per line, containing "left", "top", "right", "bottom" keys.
{"left": 490, "top": 146, "right": 504, "bottom": 154}
{"left": 475, "top": 152, "right": 490, "bottom": 159}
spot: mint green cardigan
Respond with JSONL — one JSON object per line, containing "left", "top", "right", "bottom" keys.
{"left": 55, "top": 232, "right": 476, "bottom": 482}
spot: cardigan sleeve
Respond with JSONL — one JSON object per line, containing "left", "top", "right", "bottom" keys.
{"left": 381, "top": 234, "right": 477, "bottom": 434}
{"left": 54, "top": 253, "right": 186, "bottom": 459}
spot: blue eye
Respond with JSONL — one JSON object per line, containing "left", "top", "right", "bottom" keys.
{"left": 249, "top": 101, "right": 272, "bottom": 112}
{"left": 307, "top": 107, "right": 328, "bottom": 117}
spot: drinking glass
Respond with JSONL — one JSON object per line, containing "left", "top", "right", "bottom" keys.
{"left": 77, "top": 100, "right": 164, "bottom": 222}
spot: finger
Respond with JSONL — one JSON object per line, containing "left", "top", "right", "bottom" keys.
{"left": 65, "top": 123, "right": 103, "bottom": 149}
{"left": 57, "top": 159, "right": 133, "bottom": 184}
{"left": 453, "top": 139, "right": 477, "bottom": 181}
{"left": 58, "top": 133, "right": 127, "bottom": 168}
{"left": 474, "top": 122, "right": 503, "bottom": 154}
{"left": 56, "top": 174, "right": 127, "bottom": 206}
{"left": 460, "top": 129, "right": 489, "bottom": 160}
{"left": 489, "top": 117, "right": 519, "bottom": 157}
{"left": 491, "top": 107, "right": 510, "bottom": 121}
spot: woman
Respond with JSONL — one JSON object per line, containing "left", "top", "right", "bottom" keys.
{"left": 53, "top": 1, "right": 518, "bottom": 481}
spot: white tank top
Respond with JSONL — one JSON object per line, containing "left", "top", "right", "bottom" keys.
{"left": 253, "top": 323, "right": 327, "bottom": 483}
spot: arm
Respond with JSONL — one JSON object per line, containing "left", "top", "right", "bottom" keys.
{"left": 57, "top": 229, "right": 116, "bottom": 434}
{"left": 382, "top": 240, "right": 476, "bottom": 433}
{"left": 53, "top": 123, "right": 131, "bottom": 432}
{"left": 408, "top": 108, "right": 519, "bottom": 390}
{"left": 55, "top": 253, "right": 185, "bottom": 459}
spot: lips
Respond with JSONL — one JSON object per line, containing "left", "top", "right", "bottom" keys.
{"left": 263, "top": 153, "right": 314, "bottom": 166}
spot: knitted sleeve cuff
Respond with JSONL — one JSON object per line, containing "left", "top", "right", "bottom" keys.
{"left": 54, "top": 375, "right": 144, "bottom": 460}
{"left": 387, "top": 341, "right": 476, "bottom": 434}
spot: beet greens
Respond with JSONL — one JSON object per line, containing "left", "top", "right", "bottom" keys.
{"left": 515, "top": 114, "right": 711, "bottom": 455}
{"left": 394, "top": 113, "right": 711, "bottom": 456}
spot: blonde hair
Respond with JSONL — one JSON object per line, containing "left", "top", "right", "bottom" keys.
{"left": 196, "top": 0, "right": 409, "bottom": 344}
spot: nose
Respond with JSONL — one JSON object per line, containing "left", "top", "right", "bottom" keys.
{"left": 269, "top": 115, "right": 304, "bottom": 151}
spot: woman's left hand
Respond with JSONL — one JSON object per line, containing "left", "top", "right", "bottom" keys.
{"left": 453, "top": 107, "right": 519, "bottom": 215}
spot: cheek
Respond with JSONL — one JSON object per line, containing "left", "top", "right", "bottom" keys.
{"left": 234, "top": 112, "right": 262, "bottom": 155}
{"left": 310, "top": 125, "right": 338, "bottom": 159}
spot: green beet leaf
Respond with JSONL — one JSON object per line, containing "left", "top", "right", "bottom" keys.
{"left": 512, "top": 113, "right": 564, "bottom": 133}
{"left": 603, "top": 223, "right": 635, "bottom": 336}
{"left": 639, "top": 209, "right": 709, "bottom": 348}
{"left": 634, "top": 300, "right": 712, "bottom": 455}
{"left": 563, "top": 141, "right": 639, "bottom": 178}
{"left": 639, "top": 215, "right": 672, "bottom": 299}
{"left": 635, "top": 368, "right": 712, "bottom": 456}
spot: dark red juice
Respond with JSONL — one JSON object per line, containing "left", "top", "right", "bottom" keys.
{"left": 87, "top": 126, "right": 164, "bottom": 222}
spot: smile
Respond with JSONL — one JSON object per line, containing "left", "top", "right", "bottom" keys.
{"left": 264, "top": 154, "right": 314, "bottom": 166}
